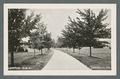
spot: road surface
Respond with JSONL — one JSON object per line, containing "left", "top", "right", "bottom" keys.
{"left": 42, "top": 49, "right": 91, "bottom": 70}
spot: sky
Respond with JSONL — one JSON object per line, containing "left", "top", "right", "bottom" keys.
{"left": 22, "top": 9, "right": 111, "bottom": 42}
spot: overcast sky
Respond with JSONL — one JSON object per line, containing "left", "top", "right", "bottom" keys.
{"left": 22, "top": 9, "right": 111, "bottom": 42}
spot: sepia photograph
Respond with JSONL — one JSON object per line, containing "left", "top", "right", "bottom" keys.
{"left": 4, "top": 4, "right": 116, "bottom": 75}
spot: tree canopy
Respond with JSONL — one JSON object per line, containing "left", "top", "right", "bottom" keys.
{"left": 61, "top": 9, "right": 111, "bottom": 56}
{"left": 29, "top": 22, "right": 53, "bottom": 55}
{"left": 8, "top": 9, "right": 43, "bottom": 66}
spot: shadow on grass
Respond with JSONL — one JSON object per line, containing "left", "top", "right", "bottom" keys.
{"left": 73, "top": 56, "right": 111, "bottom": 70}
{"left": 89, "top": 56, "right": 102, "bottom": 59}
{"left": 57, "top": 48, "right": 111, "bottom": 70}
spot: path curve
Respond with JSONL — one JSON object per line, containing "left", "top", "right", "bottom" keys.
{"left": 42, "top": 49, "right": 91, "bottom": 70}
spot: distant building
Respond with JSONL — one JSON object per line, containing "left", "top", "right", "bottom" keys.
{"left": 98, "top": 38, "right": 111, "bottom": 48}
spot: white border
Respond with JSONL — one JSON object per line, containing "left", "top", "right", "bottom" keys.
{"left": 4, "top": 4, "right": 116, "bottom": 76}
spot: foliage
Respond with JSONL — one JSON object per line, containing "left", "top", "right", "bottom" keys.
{"left": 29, "top": 23, "right": 53, "bottom": 54}
{"left": 8, "top": 9, "right": 42, "bottom": 66}
{"left": 61, "top": 9, "right": 111, "bottom": 56}
{"left": 8, "top": 9, "right": 41, "bottom": 52}
{"left": 44, "top": 33, "right": 52, "bottom": 49}
{"left": 8, "top": 9, "right": 25, "bottom": 52}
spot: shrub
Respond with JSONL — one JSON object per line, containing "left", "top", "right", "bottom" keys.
{"left": 17, "top": 47, "right": 25, "bottom": 52}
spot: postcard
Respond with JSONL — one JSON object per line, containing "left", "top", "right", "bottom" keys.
{"left": 4, "top": 4, "right": 116, "bottom": 75}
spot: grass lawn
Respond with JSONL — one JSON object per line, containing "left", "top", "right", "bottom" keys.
{"left": 57, "top": 47, "right": 111, "bottom": 70}
{"left": 8, "top": 48, "right": 54, "bottom": 70}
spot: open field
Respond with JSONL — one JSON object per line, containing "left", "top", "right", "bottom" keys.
{"left": 8, "top": 48, "right": 54, "bottom": 70}
{"left": 57, "top": 47, "right": 111, "bottom": 70}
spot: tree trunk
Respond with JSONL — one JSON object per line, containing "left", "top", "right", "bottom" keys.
{"left": 73, "top": 48, "right": 75, "bottom": 53}
{"left": 67, "top": 47, "right": 68, "bottom": 53}
{"left": 39, "top": 49, "right": 41, "bottom": 54}
{"left": 47, "top": 48, "right": 50, "bottom": 51}
{"left": 11, "top": 52, "right": 14, "bottom": 67}
{"left": 79, "top": 48, "right": 81, "bottom": 54}
{"left": 41, "top": 49, "right": 42, "bottom": 55}
{"left": 90, "top": 46, "right": 92, "bottom": 57}
{"left": 34, "top": 49, "right": 35, "bottom": 57}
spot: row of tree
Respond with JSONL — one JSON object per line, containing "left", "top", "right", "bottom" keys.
{"left": 8, "top": 9, "right": 53, "bottom": 67}
{"left": 29, "top": 23, "right": 53, "bottom": 56}
{"left": 57, "top": 9, "right": 111, "bottom": 56}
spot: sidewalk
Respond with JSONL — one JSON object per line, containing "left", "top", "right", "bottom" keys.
{"left": 42, "top": 49, "right": 91, "bottom": 70}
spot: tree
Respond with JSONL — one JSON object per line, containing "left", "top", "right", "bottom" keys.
{"left": 56, "top": 36, "right": 65, "bottom": 48}
{"left": 8, "top": 9, "right": 26, "bottom": 66}
{"left": 29, "top": 31, "right": 39, "bottom": 57}
{"left": 44, "top": 33, "right": 52, "bottom": 50}
{"left": 62, "top": 9, "right": 111, "bottom": 56}
{"left": 36, "top": 23, "right": 47, "bottom": 54}
{"left": 21, "top": 13, "right": 41, "bottom": 37}
{"left": 76, "top": 9, "right": 110, "bottom": 56}
{"left": 51, "top": 39, "right": 56, "bottom": 48}
{"left": 29, "top": 23, "right": 52, "bottom": 55}
{"left": 8, "top": 9, "right": 41, "bottom": 66}
{"left": 62, "top": 17, "right": 83, "bottom": 52}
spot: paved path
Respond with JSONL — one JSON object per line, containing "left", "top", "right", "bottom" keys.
{"left": 42, "top": 49, "right": 91, "bottom": 70}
